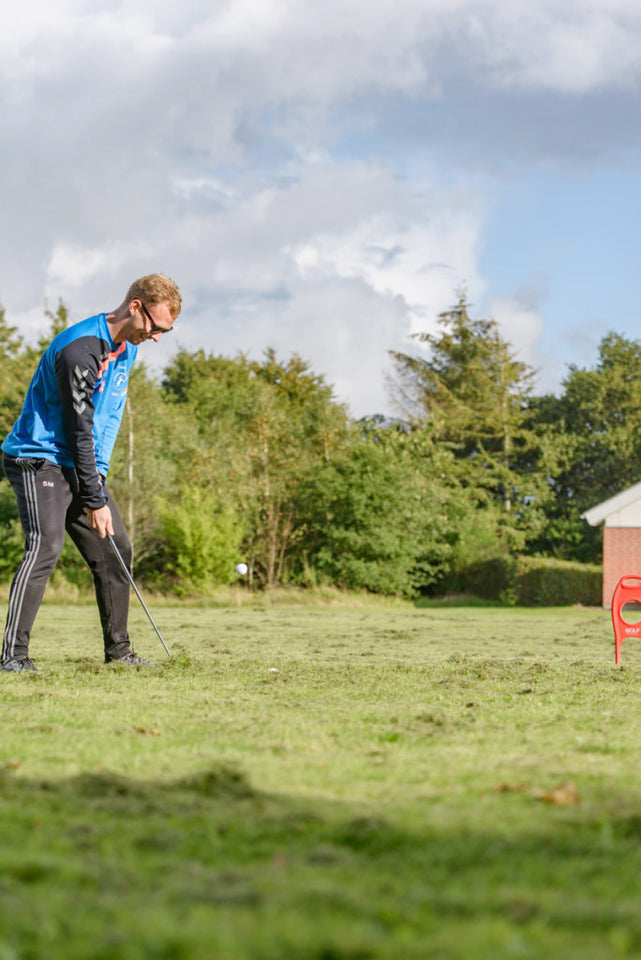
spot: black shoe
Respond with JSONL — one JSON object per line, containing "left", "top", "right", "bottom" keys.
{"left": 1, "top": 657, "right": 37, "bottom": 673}
{"left": 105, "top": 652, "right": 156, "bottom": 666}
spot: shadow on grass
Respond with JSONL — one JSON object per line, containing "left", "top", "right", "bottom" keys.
{"left": 0, "top": 765, "right": 641, "bottom": 958}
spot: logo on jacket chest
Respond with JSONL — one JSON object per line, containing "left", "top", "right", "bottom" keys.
{"left": 112, "top": 370, "right": 129, "bottom": 394}
{"left": 95, "top": 368, "right": 129, "bottom": 396}
{"left": 95, "top": 342, "right": 129, "bottom": 395}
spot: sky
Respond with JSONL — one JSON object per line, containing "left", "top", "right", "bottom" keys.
{"left": 2, "top": 0, "right": 641, "bottom": 418}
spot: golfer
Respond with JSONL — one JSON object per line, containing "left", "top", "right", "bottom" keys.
{"left": 0, "top": 274, "right": 182, "bottom": 672}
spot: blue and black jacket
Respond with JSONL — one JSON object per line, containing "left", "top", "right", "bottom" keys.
{"left": 2, "top": 314, "right": 137, "bottom": 509}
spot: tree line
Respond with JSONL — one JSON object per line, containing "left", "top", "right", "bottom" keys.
{"left": 0, "top": 295, "right": 635, "bottom": 596}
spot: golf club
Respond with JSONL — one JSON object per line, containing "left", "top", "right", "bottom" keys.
{"left": 107, "top": 534, "right": 171, "bottom": 658}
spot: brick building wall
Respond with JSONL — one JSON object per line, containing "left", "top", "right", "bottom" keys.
{"left": 603, "top": 527, "right": 641, "bottom": 607}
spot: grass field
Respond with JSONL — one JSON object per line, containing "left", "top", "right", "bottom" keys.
{"left": 0, "top": 599, "right": 640, "bottom": 959}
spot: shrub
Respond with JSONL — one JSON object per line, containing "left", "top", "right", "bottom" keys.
{"left": 155, "top": 487, "right": 244, "bottom": 594}
{"left": 292, "top": 438, "right": 456, "bottom": 597}
{"left": 451, "top": 554, "right": 518, "bottom": 602}
{"left": 445, "top": 554, "right": 602, "bottom": 606}
{"left": 515, "top": 556, "right": 602, "bottom": 607}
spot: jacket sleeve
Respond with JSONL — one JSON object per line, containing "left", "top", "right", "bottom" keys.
{"left": 54, "top": 337, "right": 107, "bottom": 510}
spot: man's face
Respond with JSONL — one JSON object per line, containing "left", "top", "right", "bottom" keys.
{"left": 128, "top": 299, "right": 176, "bottom": 345}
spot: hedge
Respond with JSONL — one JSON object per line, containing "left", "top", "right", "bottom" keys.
{"left": 514, "top": 556, "right": 602, "bottom": 607}
{"left": 460, "top": 555, "right": 602, "bottom": 606}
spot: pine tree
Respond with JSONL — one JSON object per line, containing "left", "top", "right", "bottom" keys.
{"left": 389, "top": 294, "right": 549, "bottom": 548}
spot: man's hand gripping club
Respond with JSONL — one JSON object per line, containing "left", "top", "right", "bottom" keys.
{"left": 87, "top": 504, "right": 114, "bottom": 539}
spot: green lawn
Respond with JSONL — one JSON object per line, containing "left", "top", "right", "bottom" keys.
{"left": 0, "top": 601, "right": 639, "bottom": 959}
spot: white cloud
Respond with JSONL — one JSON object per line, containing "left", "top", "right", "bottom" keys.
{"left": 5, "top": 0, "right": 640, "bottom": 105}
{"left": 146, "top": 158, "right": 485, "bottom": 416}
{"left": 290, "top": 207, "right": 482, "bottom": 328}
{"left": 1, "top": 0, "right": 640, "bottom": 417}
{"left": 47, "top": 242, "right": 134, "bottom": 290}
{"left": 466, "top": 0, "right": 641, "bottom": 93}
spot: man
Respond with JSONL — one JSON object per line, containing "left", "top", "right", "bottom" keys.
{"left": 1, "top": 274, "right": 182, "bottom": 672}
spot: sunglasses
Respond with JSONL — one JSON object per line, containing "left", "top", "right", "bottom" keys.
{"left": 139, "top": 301, "right": 173, "bottom": 336}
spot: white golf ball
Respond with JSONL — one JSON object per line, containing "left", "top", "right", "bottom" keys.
{"left": 235, "top": 563, "right": 248, "bottom": 576}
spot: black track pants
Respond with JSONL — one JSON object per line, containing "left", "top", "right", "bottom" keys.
{"left": 2, "top": 454, "right": 133, "bottom": 661}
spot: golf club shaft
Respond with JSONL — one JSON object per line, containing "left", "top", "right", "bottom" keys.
{"left": 107, "top": 534, "right": 171, "bottom": 658}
